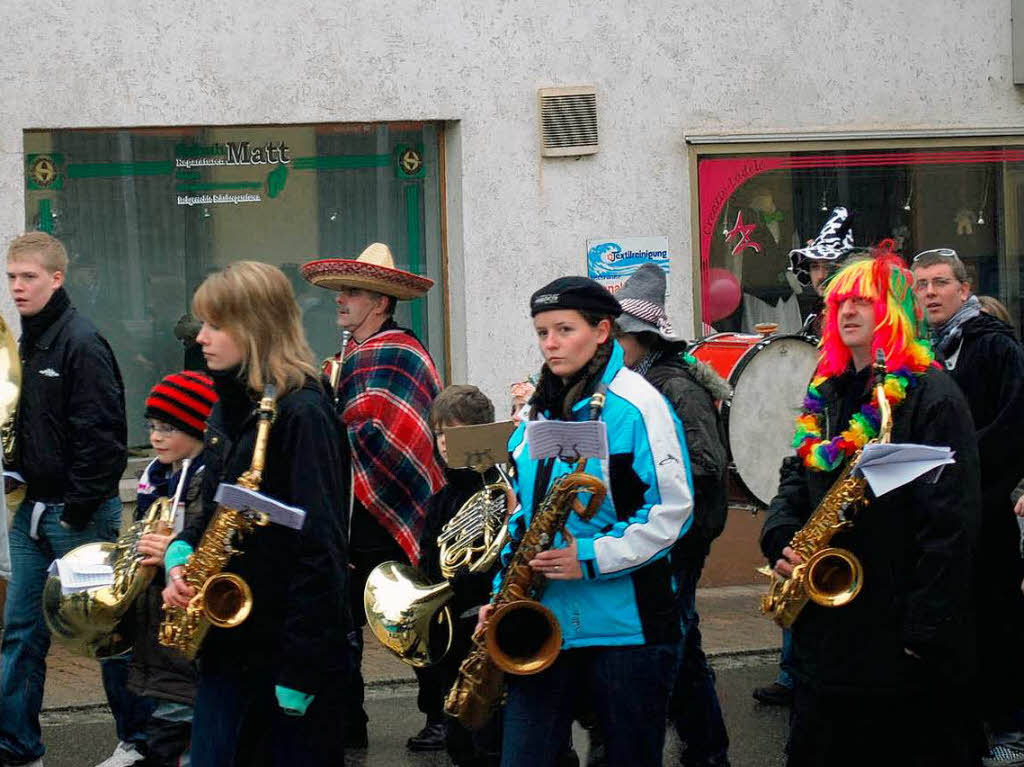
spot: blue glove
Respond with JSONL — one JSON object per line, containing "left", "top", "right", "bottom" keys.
{"left": 275, "top": 685, "right": 315, "bottom": 717}
{"left": 164, "top": 540, "right": 194, "bottom": 572}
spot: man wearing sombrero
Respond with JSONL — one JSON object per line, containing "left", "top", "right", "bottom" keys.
{"left": 302, "top": 243, "right": 445, "bottom": 750}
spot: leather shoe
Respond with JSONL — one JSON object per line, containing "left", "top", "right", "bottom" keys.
{"left": 406, "top": 721, "right": 447, "bottom": 751}
{"left": 752, "top": 681, "right": 793, "bottom": 706}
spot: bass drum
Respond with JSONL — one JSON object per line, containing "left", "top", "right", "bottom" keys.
{"left": 689, "top": 332, "right": 818, "bottom": 508}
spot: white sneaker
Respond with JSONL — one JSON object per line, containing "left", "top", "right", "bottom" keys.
{"left": 94, "top": 742, "right": 143, "bottom": 767}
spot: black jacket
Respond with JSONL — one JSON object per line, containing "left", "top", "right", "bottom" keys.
{"left": 760, "top": 365, "right": 980, "bottom": 694}
{"left": 178, "top": 374, "right": 353, "bottom": 694}
{"left": 127, "top": 457, "right": 205, "bottom": 704}
{"left": 645, "top": 353, "right": 729, "bottom": 562}
{"left": 14, "top": 290, "right": 126, "bottom": 528}
{"left": 941, "top": 312, "right": 1024, "bottom": 713}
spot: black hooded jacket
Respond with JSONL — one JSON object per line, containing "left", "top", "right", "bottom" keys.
{"left": 760, "top": 365, "right": 980, "bottom": 695}
{"left": 177, "top": 373, "right": 353, "bottom": 694}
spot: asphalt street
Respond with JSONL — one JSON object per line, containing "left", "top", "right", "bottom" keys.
{"left": 40, "top": 652, "right": 788, "bottom": 767}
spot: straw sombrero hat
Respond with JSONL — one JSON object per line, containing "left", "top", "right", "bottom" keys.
{"left": 300, "top": 242, "right": 434, "bottom": 300}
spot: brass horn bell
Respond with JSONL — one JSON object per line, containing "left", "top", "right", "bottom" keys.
{"left": 804, "top": 546, "right": 863, "bottom": 608}
{"left": 363, "top": 561, "right": 453, "bottom": 668}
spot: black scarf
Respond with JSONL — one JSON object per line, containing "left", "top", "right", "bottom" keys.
{"left": 529, "top": 340, "right": 614, "bottom": 421}
{"left": 19, "top": 287, "right": 70, "bottom": 354}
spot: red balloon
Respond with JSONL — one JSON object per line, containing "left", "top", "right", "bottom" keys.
{"left": 706, "top": 268, "right": 742, "bottom": 322}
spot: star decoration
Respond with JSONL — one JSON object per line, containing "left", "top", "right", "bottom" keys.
{"left": 724, "top": 211, "right": 763, "bottom": 256}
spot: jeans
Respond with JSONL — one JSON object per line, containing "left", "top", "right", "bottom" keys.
{"left": 669, "top": 562, "right": 730, "bottom": 766}
{"left": 502, "top": 642, "right": 680, "bottom": 767}
{"left": 144, "top": 701, "right": 193, "bottom": 767}
{"left": 191, "top": 670, "right": 345, "bottom": 767}
{"left": 100, "top": 654, "right": 156, "bottom": 749}
{"left": 0, "top": 497, "right": 122, "bottom": 763}
{"left": 777, "top": 629, "right": 795, "bottom": 688}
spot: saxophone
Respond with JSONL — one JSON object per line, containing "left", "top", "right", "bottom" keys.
{"left": 444, "top": 392, "right": 608, "bottom": 731}
{"left": 158, "top": 385, "right": 276, "bottom": 660}
{"left": 761, "top": 351, "right": 893, "bottom": 628}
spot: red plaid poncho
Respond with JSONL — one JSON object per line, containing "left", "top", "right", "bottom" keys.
{"left": 337, "top": 327, "right": 444, "bottom": 565}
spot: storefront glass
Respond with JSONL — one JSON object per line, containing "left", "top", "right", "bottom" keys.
{"left": 23, "top": 122, "right": 447, "bottom": 448}
{"left": 694, "top": 143, "right": 1024, "bottom": 337}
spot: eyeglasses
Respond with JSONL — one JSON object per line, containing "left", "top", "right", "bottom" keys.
{"left": 912, "top": 277, "right": 958, "bottom": 293}
{"left": 912, "top": 248, "right": 960, "bottom": 263}
{"left": 145, "top": 420, "right": 179, "bottom": 435}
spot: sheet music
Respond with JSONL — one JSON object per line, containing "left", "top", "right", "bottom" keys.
{"left": 853, "top": 443, "right": 955, "bottom": 497}
{"left": 526, "top": 420, "right": 609, "bottom": 462}
{"left": 214, "top": 484, "right": 306, "bottom": 530}
{"left": 47, "top": 558, "right": 115, "bottom": 595}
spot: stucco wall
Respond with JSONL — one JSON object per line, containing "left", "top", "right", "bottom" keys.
{"left": 2, "top": 0, "right": 1022, "bottom": 410}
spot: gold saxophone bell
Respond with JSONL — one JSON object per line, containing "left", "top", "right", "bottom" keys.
{"left": 199, "top": 572, "right": 254, "bottom": 629}
{"left": 803, "top": 547, "right": 863, "bottom": 608}
{"left": 483, "top": 599, "right": 562, "bottom": 675}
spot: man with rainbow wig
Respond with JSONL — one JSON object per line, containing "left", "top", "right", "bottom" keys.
{"left": 760, "top": 242, "right": 983, "bottom": 766}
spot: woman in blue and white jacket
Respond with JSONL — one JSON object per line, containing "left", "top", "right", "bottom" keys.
{"left": 485, "top": 276, "right": 694, "bottom": 767}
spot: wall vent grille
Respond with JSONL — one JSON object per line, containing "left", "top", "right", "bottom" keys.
{"left": 538, "top": 86, "right": 598, "bottom": 157}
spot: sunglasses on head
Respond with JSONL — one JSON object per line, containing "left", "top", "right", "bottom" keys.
{"left": 912, "top": 248, "right": 960, "bottom": 263}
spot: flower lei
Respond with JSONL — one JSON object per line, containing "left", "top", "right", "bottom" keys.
{"left": 793, "top": 365, "right": 924, "bottom": 472}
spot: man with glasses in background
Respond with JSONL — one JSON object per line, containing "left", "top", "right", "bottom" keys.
{"left": 913, "top": 248, "right": 1024, "bottom": 767}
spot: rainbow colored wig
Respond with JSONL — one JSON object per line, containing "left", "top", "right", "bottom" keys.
{"left": 815, "top": 239, "right": 933, "bottom": 379}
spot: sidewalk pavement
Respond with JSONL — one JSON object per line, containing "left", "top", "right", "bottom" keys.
{"left": 40, "top": 584, "right": 780, "bottom": 710}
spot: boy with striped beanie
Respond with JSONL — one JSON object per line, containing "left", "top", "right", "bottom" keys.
{"left": 144, "top": 370, "right": 218, "bottom": 442}
{"left": 97, "top": 370, "right": 216, "bottom": 767}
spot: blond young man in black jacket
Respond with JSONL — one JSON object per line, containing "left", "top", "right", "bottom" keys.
{"left": 0, "top": 232, "right": 127, "bottom": 767}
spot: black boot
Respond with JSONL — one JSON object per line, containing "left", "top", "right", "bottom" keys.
{"left": 407, "top": 719, "right": 447, "bottom": 752}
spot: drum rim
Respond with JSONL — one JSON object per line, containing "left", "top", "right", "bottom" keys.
{"left": 692, "top": 332, "right": 817, "bottom": 507}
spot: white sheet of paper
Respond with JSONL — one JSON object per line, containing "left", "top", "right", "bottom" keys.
{"left": 214, "top": 484, "right": 306, "bottom": 531}
{"left": 853, "top": 443, "right": 955, "bottom": 497}
{"left": 47, "top": 558, "right": 115, "bottom": 595}
{"left": 526, "top": 420, "right": 609, "bottom": 461}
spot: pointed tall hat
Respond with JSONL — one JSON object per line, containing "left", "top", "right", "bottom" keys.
{"left": 788, "top": 207, "right": 857, "bottom": 287}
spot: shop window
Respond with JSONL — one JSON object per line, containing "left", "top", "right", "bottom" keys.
{"left": 694, "top": 143, "right": 1024, "bottom": 337}
{"left": 23, "top": 122, "right": 447, "bottom": 448}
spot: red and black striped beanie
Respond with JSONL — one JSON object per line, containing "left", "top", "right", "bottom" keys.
{"left": 145, "top": 371, "right": 218, "bottom": 441}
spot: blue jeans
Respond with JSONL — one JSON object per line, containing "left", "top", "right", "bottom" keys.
{"left": 669, "top": 563, "right": 730, "bottom": 766}
{"left": 502, "top": 642, "right": 680, "bottom": 767}
{"left": 777, "top": 628, "right": 795, "bottom": 688}
{"left": 0, "top": 497, "right": 122, "bottom": 763}
{"left": 100, "top": 654, "right": 156, "bottom": 748}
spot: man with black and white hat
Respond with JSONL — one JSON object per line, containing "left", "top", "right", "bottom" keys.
{"left": 787, "top": 206, "right": 858, "bottom": 333}
{"left": 613, "top": 263, "right": 733, "bottom": 767}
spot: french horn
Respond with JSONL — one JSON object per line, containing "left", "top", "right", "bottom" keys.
{"left": 43, "top": 460, "right": 191, "bottom": 658}
{"left": 364, "top": 468, "right": 515, "bottom": 667}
